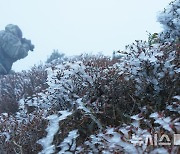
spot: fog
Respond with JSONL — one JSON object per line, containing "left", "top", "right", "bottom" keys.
{"left": 0, "top": 0, "right": 172, "bottom": 71}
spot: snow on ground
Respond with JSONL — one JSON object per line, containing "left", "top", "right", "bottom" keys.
{"left": 38, "top": 111, "right": 72, "bottom": 154}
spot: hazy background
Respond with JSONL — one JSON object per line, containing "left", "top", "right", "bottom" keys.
{"left": 0, "top": 0, "right": 172, "bottom": 71}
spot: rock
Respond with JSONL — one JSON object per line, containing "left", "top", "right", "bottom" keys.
{"left": 0, "top": 24, "right": 34, "bottom": 75}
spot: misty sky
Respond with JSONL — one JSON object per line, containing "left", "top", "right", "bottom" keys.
{"left": 0, "top": 0, "right": 172, "bottom": 71}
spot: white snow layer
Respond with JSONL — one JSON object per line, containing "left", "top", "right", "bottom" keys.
{"left": 37, "top": 111, "right": 72, "bottom": 154}
{"left": 58, "top": 130, "right": 79, "bottom": 153}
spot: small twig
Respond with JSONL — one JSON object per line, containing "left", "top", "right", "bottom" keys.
{"left": 167, "top": 83, "right": 175, "bottom": 103}
{"left": 13, "top": 141, "right": 23, "bottom": 154}
{"left": 112, "top": 104, "right": 116, "bottom": 120}
{"left": 128, "top": 94, "right": 136, "bottom": 116}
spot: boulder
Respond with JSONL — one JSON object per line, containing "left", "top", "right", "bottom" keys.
{"left": 0, "top": 24, "right": 34, "bottom": 75}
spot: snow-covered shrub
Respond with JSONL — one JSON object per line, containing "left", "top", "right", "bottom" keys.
{"left": 158, "top": 0, "right": 180, "bottom": 42}
{"left": 0, "top": 65, "right": 49, "bottom": 153}
{"left": 0, "top": 111, "right": 48, "bottom": 154}
{"left": 118, "top": 40, "right": 179, "bottom": 111}
{"left": 77, "top": 105, "right": 179, "bottom": 153}
{"left": 0, "top": 64, "right": 47, "bottom": 114}
{"left": 82, "top": 63, "right": 137, "bottom": 125}
{"left": 44, "top": 54, "right": 133, "bottom": 126}
{"left": 44, "top": 55, "right": 116, "bottom": 110}
{"left": 36, "top": 45, "right": 179, "bottom": 152}
{"left": 0, "top": 75, "right": 20, "bottom": 113}
{"left": 45, "top": 60, "right": 92, "bottom": 110}
{"left": 23, "top": 65, "right": 48, "bottom": 98}
{"left": 0, "top": 49, "right": 179, "bottom": 153}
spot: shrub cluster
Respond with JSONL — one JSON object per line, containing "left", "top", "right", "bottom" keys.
{"left": 0, "top": 65, "right": 47, "bottom": 114}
